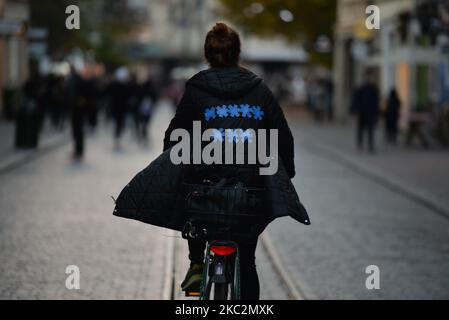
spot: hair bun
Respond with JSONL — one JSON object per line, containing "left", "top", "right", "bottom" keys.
{"left": 212, "top": 22, "right": 229, "bottom": 37}
{"left": 204, "top": 22, "right": 241, "bottom": 67}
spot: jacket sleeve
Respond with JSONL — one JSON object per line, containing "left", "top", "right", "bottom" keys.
{"left": 163, "top": 86, "right": 195, "bottom": 151}
{"left": 264, "top": 84, "right": 296, "bottom": 179}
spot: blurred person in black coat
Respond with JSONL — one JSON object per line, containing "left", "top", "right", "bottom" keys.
{"left": 107, "top": 68, "right": 130, "bottom": 149}
{"left": 385, "top": 89, "right": 401, "bottom": 144}
{"left": 135, "top": 76, "right": 159, "bottom": 145}
{"left": 351, "top": 72, "right": 380, "bottom": 153}
{"left": 67, "top": 67, "right": 89, "bottom": 160}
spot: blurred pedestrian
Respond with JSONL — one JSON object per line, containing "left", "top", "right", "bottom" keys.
{"left": 308, "top": 79, "right": 328, "bottom": 122}
{"left": 107, "top": 67, "right": 130, "bottom": 149}
{"left": 164, "top": 79, "right": 183, "bottom": 107}
{"left": 135, "top": 95, "right": 153, "bottom": 145}
{"left": 46, "top": 74, "right": 65, "bottom": 130}
{"left": 86, "top": 74, "right": 101, "bottom": 133}
{"left": 323, "top": 77, "right": 334, "bottom": 121}
{"left": 127, "top": 73, "right": 143, "bottom": 141}
{"left": 15, "top": 73, "right": 41, "bottom": 149}
{"left": 350, "top": 72, "right": 380, "bottom": 153}
{"left": 384, "top": 89, "right": 401, "bottom": 144}
{"left": 30, "top": 70, "right": 46, "bottom": 132}
{"left": 67, "top": 67, "right": 88, "bottom": 160}
{"left": 134, "top": 76, "right": 158, "bottom": 145}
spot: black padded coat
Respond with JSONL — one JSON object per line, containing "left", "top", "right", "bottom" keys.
{"left": 113, "top": 67, "right": 310, "bottom": 232}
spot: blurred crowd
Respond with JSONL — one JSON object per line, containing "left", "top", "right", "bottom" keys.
{"left": 13, "top": 60, "right": 449, "bottom": 160}
{"left": 18, "top": 65, "right": 182, "bottom": 160}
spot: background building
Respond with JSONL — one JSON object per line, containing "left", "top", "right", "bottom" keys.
{"left": 333, "top": 0, "right": 449, "bottom": 127}
{"left": 0, "top": 0, "right": 29, "bottom": 118}
{"left": 124, "top": 0, "right": 308, "bottom": 64}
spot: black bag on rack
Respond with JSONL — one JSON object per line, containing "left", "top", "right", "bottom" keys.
{"left": 182, "top": 177, "right": 266, "bottom": 240}
{"left": 113, "top": 148, "right": 310, "bottom": 236}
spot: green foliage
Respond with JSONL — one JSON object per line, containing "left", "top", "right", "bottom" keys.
{"left": 30, "top": 0, "right": 137, "bottom": 66}
{"left": 218, "top": 0, "right": 337, "bottom": 67}
{"left": 30, "top": 0, "right": 84, "bottom": 54}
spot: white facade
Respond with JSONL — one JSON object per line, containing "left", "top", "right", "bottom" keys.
{"left": 333, "top": 0, "right": 449, "bottom": 124}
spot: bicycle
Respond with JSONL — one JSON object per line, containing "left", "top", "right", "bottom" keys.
{"left": 180, "top": 174, "right": 267, "bottom": 300}
{"left": 181, "top": 220, "right": 241, "bottom": 300}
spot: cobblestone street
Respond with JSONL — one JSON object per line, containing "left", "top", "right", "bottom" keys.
{"left": 0, "top": 106, "right": 448, "bottom": 299}
{"left": 0, "top": 106, "right": 175, "bottom": 299}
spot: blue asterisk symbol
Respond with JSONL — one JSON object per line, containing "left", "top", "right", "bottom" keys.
{"left": 252, "top": 106, "right": 264, "bottom": 120}
{"left": 204, "top": 107, "right": 216, "bottom": 121}
{"left": 240, "top": 104, "right": 252, "bottom": 118}
{"left": 228, "top": 105, "right": 240, "bottom": 117}
{"left": 216, "top": 105, "right": 229, "bottom": 118}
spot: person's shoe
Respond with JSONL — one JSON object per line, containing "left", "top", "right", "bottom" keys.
{"left": 181, "top": 263, "right": 204, "bottom": 292}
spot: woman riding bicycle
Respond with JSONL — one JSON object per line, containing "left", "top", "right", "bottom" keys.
{"left": 161, "top": 22, "right": 307, "bottom": 300}
{"left": 114, "top": 22, "right": 309, "bottom": 301}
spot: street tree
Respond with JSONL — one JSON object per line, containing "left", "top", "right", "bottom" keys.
{"left": 30, "top": 0, "right": 139, "bottom": 68}
{"left": 218, "top": 0, "right": 337, "bottom": 67}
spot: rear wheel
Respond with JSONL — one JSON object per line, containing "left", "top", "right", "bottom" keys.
{"left": 213, "top": 283, "right": 229, "bottom": 300}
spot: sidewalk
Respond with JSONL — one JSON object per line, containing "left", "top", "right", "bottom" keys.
{"left": 0, "top": 119, "right": 70, "bottom": 173}
{"left": 286, "top": 108, "right": 449, "bottom": 215}
{"left": 0, "top": 107, "right": 175, "bottom": 299}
